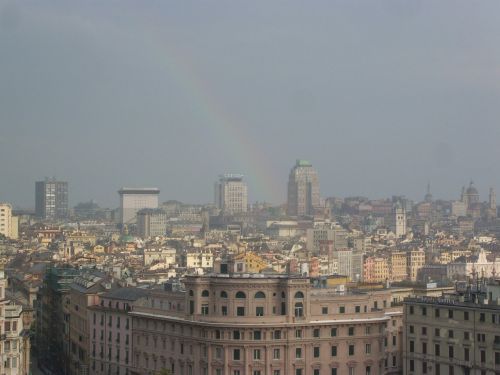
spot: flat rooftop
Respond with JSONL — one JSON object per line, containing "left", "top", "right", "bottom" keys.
{"left": 118, "top": 188, "right": 160, "bottom": 195}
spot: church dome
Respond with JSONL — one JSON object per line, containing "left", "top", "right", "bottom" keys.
{"left": 466, "top": 182, "right": 479, "bottom": 195}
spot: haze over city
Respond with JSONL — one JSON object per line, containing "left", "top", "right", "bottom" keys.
{"left": 1, "top": 0, "right": 500, "bottom": 207}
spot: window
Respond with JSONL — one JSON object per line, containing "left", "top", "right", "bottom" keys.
{"left": 295, "top": 329, "right": 302, "bottom": 338}
{"left": 348, "top": 344, "right": 355, "bottom": 356}
{"left": 365, "top": 326, "right": 371, "bottom": 335}
{"left": 295, "top": 347, "right": 302, "bottom": 358}
{"left": 332, "top": 370, "right": 337, "bottom": 375}
{"left": 253, "top": 331, "right": 261, "bottom": 340}
{"left": 233, "top": 349, "right": 241, "bottom": 360}
{"left": 348, "top": 327, "right": 355, "bottom": 336}
{"left": 448, "top": 330, "right": 454, "bottom": 338}
{"left": 435, "top": 344, "right": 440, "bottom": 356}
{"left": 339, "top": 306, "right": 345, "bottom": 314}
{"left": 355, "top": 305, "right": 361, "bottom": 313}
{"left": 409, "top": 306, "right": 414, "bottom": 314}
{"left": 464, "top": 348, "right": 469, "bottom": 361}
{"left": 436, "top": 364, "right": 440, "bottom": 375}
{"left": 422, "top": 326, "right": 427, "bottom": 335}
{"left": 314, "top": 370, "right": 320, "bottom": 375}
{"left": 294, "top": 291, "right": 304, "bottom": 299}
{"left": 294, "top": 303, "right": 303, "bottom": 317}
{"left": 313, "top": 328, "right": 320, "bottom": 338}
{"left": 464, "top": 331, "right": 470, "bottom": 340}
{"left": 273, "top": 348, "right": 280, "bottom": 359}
{"left": 423, "top": 362, "right": 427, "bottom": 374}
{"left": 449, "top": 346, "right": 454, "bottom": 359}
{"left": 222, "top": 306, "right": 228, "bottom": 316}
{"left": 409, "top": 360, "right": 414, "bottom": 372}
{"left": 235, "top": 291, "right": 246, "bottom": 299}
{"left": 215, "top": 330, "right": 221, "bottom": 339}
{"left": 201, "top": 304, "right": 209, "bottom": 315}
{"left": 480, "top": 313, "right": 485, "bottom": 322}
{"left": 331, "top": 328, "right": 337, "bottom": 337}
{"left": 331, "top": 345, "right": 337, "bottom": 356}
{"left": 409, "top": 325, "right": 414, "bottom": 334}
{"left": 495, "top": 352, "right": 500, "bottom": 365}
{"left": 255, "top": 291, "right": 265, "bottom": 298}
{"left": 233, "top": 331, "right": 240, "bottom": 340}
{"left": 215, "top": 347, "right": 223, "bottom": 359}
{"left": 322, "top": 307, "right": 328, "bottom": 314}
{"left": 256, "top": 307, "right": 264, "bottom": 316}
{"left": 296, "top": 370, "right": 303, "bottom": 375}
{"left": 273, "top": 371, "right": 280, "bottom": 375}
{"left": 481, "top": 350, "right": 486, "bottom": 363}
{"left": 422, "top": 342, "right": 427, "bottom": 354}
{"left": 313, "top": 347, "right": 320, "bottom": 358}
{"left": 220, "top": 291, "right": 228, "bottom": 298}
{"left": 410, "top": 341, "right": 414, "bottom": 353}
{"left": 253, "top": 371, "right": 261, "bottom": 375}
{"left": 253, "top": 349, "right": 261, "bottom": 360}
{"left": 237, "top": 307, "right": 245, "bottom": 316}
{"left": 273, "top": 331, "right": 281, "bottom": 340}
{"left": 435, "top": 328, "right": 440, "bottom": 337}
{"left": 393, "top": 335, "right": 396, "bottom": 346}
{"left": 435, "top": 308, "right": 440, "bottom": 318}
{"left": 365, "top": 344, "right": 371, "bottom": 354}
{"left": 448, "top": 309, "right": 453, "bottom": 319}
{"left": 464, "top": 311, "right": 469, "bottom": 320}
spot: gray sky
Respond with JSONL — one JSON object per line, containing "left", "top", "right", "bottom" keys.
{"left": 1, "top": 0, "right": 500, "bottom": 208}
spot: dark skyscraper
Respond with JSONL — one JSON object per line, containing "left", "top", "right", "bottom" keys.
{"left": 287, "top": 160, "right": 320, "bottom": 217}
{"left": 35, "top": 178, "right": 69, "bottom": 219}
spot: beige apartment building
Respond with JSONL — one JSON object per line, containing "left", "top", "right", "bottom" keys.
{"left": 389, "top": 252, "right": 407, "bottom": 282}
{"left": 407, "top": 250, "right": 425, "bottom": 282}
{"left": 403, "top": 287, "right": 500, "bottom": 375}
{"left": 0, "top": 264, "right": 30, "bottom": 375}
{"left": 0, "top": 203, "right": 18, "bottom": 239}
{"left": 130, "top": 274, "right": 403, "bottom": 375}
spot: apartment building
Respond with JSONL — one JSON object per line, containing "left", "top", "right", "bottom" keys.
{"left": 403, "top": 283, "right": 500, "bottom": 375}
{"left": 0, "top": 264, "right": 31, "bottom": 375}
{"left": 88, "top": 288, "right": 149, "bottom": 375}
{"left": 130, "top": 274, "right": 403, "bottom": 375}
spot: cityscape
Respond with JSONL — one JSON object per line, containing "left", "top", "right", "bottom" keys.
{"left": 3, "top": 161, "right": 500, "bottom": 375}
{"left": 2, "top": 1, "right": 500, "bottom": 375}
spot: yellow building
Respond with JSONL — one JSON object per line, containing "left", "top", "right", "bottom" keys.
{"left": 390, "top": 251, "right": 408, "bottom": 281}
{"left": 232, "top": 251, "right": 269, "bottom": 273}
{"left": 373, "top": 257, "right": 389, "bottom": 282}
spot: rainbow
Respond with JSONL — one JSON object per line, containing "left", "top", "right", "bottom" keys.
{"left": 138, "top": 32, "right": 284, "bottom": 203}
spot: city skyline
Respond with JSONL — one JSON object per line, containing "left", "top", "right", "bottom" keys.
{"left": 2, "top": 1, "right": 500, "bottom": 207}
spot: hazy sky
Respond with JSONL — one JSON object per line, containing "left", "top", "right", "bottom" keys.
{"left": 1, "top": 0, "right": 500, "bottom": 208}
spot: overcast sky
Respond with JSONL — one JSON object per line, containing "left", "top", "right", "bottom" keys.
{"left": 1, "top": 0, "right": 500, "bottom": 208}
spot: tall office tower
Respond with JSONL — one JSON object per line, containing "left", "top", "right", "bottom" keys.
{"left": 35, "top": 178, "right": 69, "bottom": 220}
{"left": 118, "top": 188, "right": 160, "bottom": 225}
{"left": 287, "top": 159, "right": 320, "bottom": 217}
{"left": 214, "top": 174, "right": 248, "bottom": 214}
{"left": 0, "top": 203, "right": 18, "bottom": 239}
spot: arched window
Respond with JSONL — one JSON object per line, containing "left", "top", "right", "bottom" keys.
{"left": 189, "top": 290, "right": 194, "bottom": 297}
{"left": 281, "top": 291, "right": 286, "bottom": 298}
{"left": 201, "top": 290, "right": 209, "bottom": 297}
{"left": 220, "top": 291, "right": 228, "bottom": 298}
{"left": 255, "top": 291, "right": 266, "bottom": 299}
{"left": 294, "top": 302, "right": 304, "bottom": 317}
{"left": 235, "top": 291, "right": 246, "bottom": 299}
{"left": 294, "top": 291, "right": 304, "bottom": 299}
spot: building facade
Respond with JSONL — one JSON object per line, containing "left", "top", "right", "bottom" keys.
{"left": 118, "top": 188, "right": 160, "bottom": 226}
{"left": 287, "top": 160, "right": 320, "bottom": 217}
{"left": 0, "top": 264, "right": 31, "bottom": 375}
{"left": 403, "top": 285, "right": 500, "bottom": 375}
{"left": 130, "top": 274, "right": 403, "bottom": 375}
{"left": 88, "top": 288, "right": 148, "bottom": 375}
{"left": 137, "top": 208, "right": 168, "bottom": 238}
{"left": 0, "top": 203, "right": 18, "bottom": 239}
{"left": 214, "top": 174, "right": 248, "bottom": 214}
{"left": 35, "top": 178, "right": 69, "bottom": 220}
